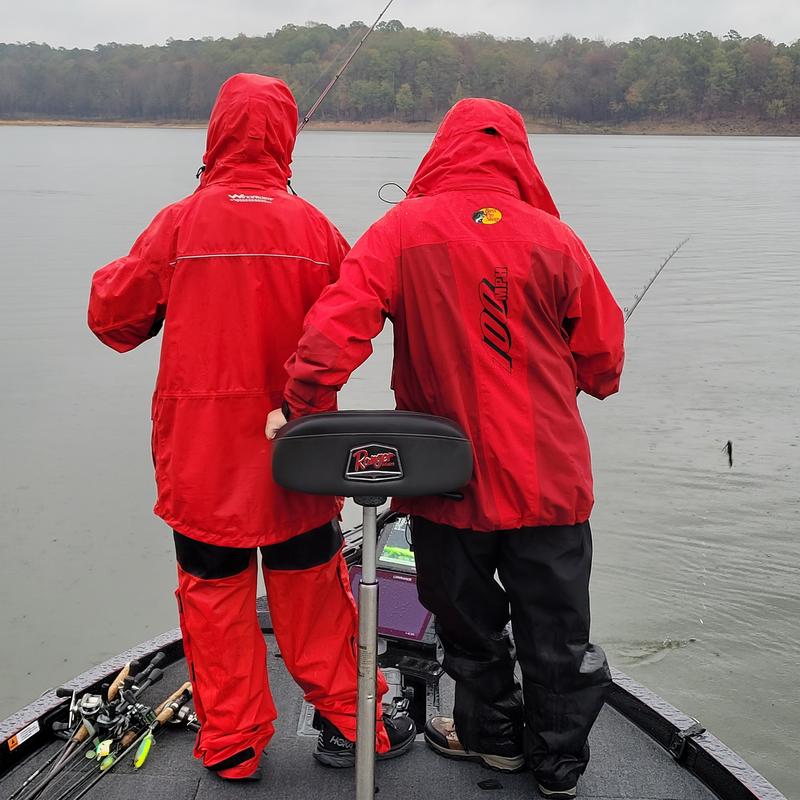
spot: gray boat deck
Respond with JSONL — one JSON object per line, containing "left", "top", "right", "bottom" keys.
{"left": 2, "top": 634, "right": 718, "bottom": 800}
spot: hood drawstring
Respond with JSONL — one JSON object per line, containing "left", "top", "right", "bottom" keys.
{"left": 287, "top": 180, "right": 298, "bottom": 196}
{"left": 196, "top": 165, "right": 206, "bottom": 180}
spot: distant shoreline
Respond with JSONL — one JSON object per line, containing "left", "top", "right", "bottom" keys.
{"left": 1, "top": 117, "right": 798, "bottom": 136}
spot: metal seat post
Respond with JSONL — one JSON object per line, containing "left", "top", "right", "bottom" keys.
{"left": 353, "top": 495, "right": 386, "bottom": 800}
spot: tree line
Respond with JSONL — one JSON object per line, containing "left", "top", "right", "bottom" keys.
{"left": 1, "top": 22, "right": 799, "bottom": 127}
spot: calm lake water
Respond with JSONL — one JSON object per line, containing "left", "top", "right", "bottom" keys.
{"left": 0, "top": 127, "right": 797, "bottom": 795}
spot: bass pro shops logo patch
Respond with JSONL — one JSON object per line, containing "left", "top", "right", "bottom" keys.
{"left": 472, "top": 207, "right": 503, "bottom": 225}
{"left": 345, "top": 444, "right": 403, "bottom": 482}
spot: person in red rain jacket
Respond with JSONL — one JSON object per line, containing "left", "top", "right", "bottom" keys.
{"left": 267, "top": 98, "right": 624, "bottom": 798}
{"left": 88, "top": 73, "right": 414, "bottom": 781}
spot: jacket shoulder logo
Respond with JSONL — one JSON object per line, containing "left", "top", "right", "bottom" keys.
{"left": 228, "top": 193, "right": 273, "bottom": 203}
{"left": 473, "top": 207, "right": 502, "bottom": 225}
{"left": 345, "top": 444, "right": 403, "bottom": 482}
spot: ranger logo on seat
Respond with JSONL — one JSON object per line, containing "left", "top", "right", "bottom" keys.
{"left": 345, "top": 444, "right": 404, "bottom": 482}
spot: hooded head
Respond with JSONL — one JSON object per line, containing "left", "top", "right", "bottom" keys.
{"left": 201, "top": 73, "right": 298, "bottom": 188}
{"left": 406, "top": 98, "right": 559, "bottom": 218}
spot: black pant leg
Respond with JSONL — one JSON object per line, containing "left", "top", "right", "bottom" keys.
{"left": 175, "top": 521, "right": 342, "bottom": 576}
{"left": 410, "top": 516, "right": 524, "bottom": 756}
{"left": 259, "top": 520, "right": 342, "bottom": 570}
{"left": 173, "top": 530, "right": 253, "bottom": 578}
{"left": 497, "top": 521, "right": 611, "bottom": 791}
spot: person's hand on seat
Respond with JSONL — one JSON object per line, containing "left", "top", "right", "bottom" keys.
{"left": 266, "top": 408, "right": 288, "bottom": 440}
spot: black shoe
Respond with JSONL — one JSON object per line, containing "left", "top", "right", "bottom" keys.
{"left": 313, "top": 713, "right": 416, "bottom": 768}
{"left": 379, "top": 712, "right": 416, "bottom": 761}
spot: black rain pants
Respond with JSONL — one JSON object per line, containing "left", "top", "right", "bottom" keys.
{"left": 410, "top": 516, "right": 610, "bottom": 791}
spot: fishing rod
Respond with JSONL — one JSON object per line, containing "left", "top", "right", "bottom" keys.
{"left": 570, "top": 237, "right": 689, "bottom": 399}
{"left": 623, "top": 237, "right": 690, "bottom": 323}
{"left": 64, "top": 686, "right": 193, "bottom": 800}
{"left": 44, "top": 682, "right": 191, "bottom": 800}
{"left": 297, "top": 0, "right": 395, "bottom": 132}
{"left": 12, "top": 654, "right": 172, "bottom": 800}
{"left": 13, "top": 664, "right": 133, "bottom": 800}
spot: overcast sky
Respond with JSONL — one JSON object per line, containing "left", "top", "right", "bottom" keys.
{"left": 3, "top": 0, "right": 800, "bottom": 49}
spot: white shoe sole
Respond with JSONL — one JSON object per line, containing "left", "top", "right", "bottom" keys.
{"left": 537, "top": 784, "right": 577, "bottom": 798}
{"left": 424, "top": 733, "right": 525, "bottom": 773}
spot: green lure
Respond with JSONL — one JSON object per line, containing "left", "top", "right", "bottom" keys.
{"left": 100, "top": 754, "right": 115, "bottom": 771}
{"left": 133, "top": 732, "right": 155, "bottom": 769}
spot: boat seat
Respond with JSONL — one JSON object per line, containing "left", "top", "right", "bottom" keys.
{"left": 272, "top": 410, "right": 473, "bottom": 497}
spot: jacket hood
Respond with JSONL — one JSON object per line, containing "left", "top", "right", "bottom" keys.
{"left": 406, "top": 98, "right": 559, "bottom": 218}
{"left": 201, "top": 73, "right": 298, "bottom": 187}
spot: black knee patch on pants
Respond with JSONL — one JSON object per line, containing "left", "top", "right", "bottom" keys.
{"left": 260, "top": 521, "right": 341, "bottom": 570}
{"left": 173, "top": 531, "right": 252, "bottom": 579}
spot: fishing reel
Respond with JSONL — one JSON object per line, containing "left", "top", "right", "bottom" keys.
{"left": 52, "top": 688, "right": 104, "bottom": 739}
{"left": 169, "top": 703, "right": 200, "bottom": 732}
{"left": 95, "top": 707, "right": 129, "bottom": 740}
{"left": 78, "top": 693, "right": 103, "bottom": 720}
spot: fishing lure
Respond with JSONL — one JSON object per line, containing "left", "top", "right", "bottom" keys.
{"left": 133, "top": 731, "right": 155, "bottom": 769}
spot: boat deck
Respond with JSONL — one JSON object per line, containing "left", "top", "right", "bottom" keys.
{"left": 2, "top": 634, "right": 719, "bottom": 800}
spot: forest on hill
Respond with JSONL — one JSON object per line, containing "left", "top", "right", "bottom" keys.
{"left": 1, "top": 21, "right": 799, "bottom": 130}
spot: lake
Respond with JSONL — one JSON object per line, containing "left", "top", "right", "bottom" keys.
{"left": 0, "top": 126, "right": 797, "bottom": 795}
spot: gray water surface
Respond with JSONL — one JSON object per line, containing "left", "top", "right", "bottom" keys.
{"left": 0, "top": 127, "right": 797, "bottom": 795}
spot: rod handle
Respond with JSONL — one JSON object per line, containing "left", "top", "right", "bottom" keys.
{"left": 154, "top": 682, "right": 192, "bottom": 716}
{"left": 154, "top": 684, "right": 193, "bottom": 727}
{"left": 108, "top": 663, "right": 131, "bottom": 702}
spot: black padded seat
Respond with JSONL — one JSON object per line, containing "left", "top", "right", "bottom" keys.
{"left": 272, "top": 410, "right": 473, "bottom": 497}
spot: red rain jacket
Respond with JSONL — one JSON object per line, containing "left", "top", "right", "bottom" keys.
{"left": 285, "top": 99, "right": 624, "bottom": 531}
{"left": 89, "top": 74, "right": 345, "bottom": 547}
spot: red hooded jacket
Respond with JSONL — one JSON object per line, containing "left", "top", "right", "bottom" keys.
{"left": 89, "top": 74, "right": 345, "bottom": 547}
{"left": 284, "top": 99, "right": 624, "bottom": 531}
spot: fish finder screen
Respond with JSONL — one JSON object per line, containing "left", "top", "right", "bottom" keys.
{"left": 349, "top": 567, "right": 432, "bottom": 642}
{"left": 377, "top": 516, "right": 415, "bottom": 571}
